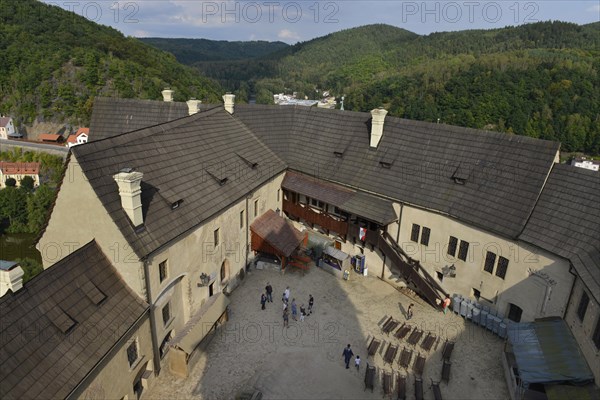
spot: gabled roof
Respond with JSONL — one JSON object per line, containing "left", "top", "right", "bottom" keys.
{"left": 38, "top": 133, "right": 61, "bottom": 141}
{"left": 0, "top": 161, "right": 40, "bottom": 175}
{"left": 0, "top": 241, "right": 148, "bottom": 399}
{"left": 89, "top": 97, "right": 209, "bottom": 141}
{"left": 250, "top": 209, "right": 305, "bottom": 257}
{"left": 520, "top": 163, "right": 600, "bottom": 300}
{"left": 0, "top": 117, "right": 11, "bottom": 127}
{"left": 75, "top": 127, "right": 89, "bottom": 136}
{"left": 73, "top": 106, "right": 287, "bottom": 258}
{"left": 235, "top": 104, "right": 560, "bottom": 238}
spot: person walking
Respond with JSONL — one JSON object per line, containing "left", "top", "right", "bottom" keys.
{"left": 442, "top": 295, "right": 451, "bottom": 314}
{"left": 282, "top": 299, "right": 288, "bottom": 312}
{"left": 291, "top": 299, "right": 298, "bottom": 321}
{"left": 308, "top": 294, "right": 314, "bottom": 315}
{"left": 355, "top": 355, "right": 361, "bottom": 371}
{"left": 265, "top": 282, "right": 273, "bottom": 303}
{"left": 342, "top": 344, "right": 354, "bottom": 369}
{"left": 261, "top": 293, "right": 267, "bottom": 310}
{"left": 407, "top": 303, "right": 414, "bottom": 320}
{"left": 300, "top": 304, "right": 306, "bottom": 322}
{"left": 284, "top": 286, "right": 290, "bottom": 303}
{"left": 283, "top": 309, "right": 289, "bottom": 328}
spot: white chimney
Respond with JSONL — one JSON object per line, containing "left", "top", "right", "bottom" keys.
{"left": 223, "top": 93, "right": 235, "bottom": 114}
{"left": 187, "top": 98, "right": 201, "bottom": 115}
{"left": 370, "top": 108, "right": 388, "bottom": 148}
{"left": 113, "top": 170, "right": 144, "bottom": 227}
{"left": 162, "top": 89, "right": 174, "bottom": 102}
{"left": 0, "top": 262, "right": 24, "bottom": 297}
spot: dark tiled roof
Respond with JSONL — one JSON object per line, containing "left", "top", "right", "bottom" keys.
{"left": 236, "top": 104, "right": 560, "bottom": 238}
{"left": 75, "top": 106, "right": 287, "bottom": 258}
{"left": 250, "top": 209, "right": 305, "bottom": 257}
{"left": 0, "top": 241, "right": 148, "bottom": 400}
{"left": 89, "top": 97, "right": 210, "bottom": 141}
{"left": 520, "top": 164, "right": 600, "bottom": 299}
{"left": 282, "top": 171, "right": 396, "bottom": 225}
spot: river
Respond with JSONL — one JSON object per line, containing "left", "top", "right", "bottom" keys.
{"left": 0, "top": 233, "right": 42, "bottom": 264}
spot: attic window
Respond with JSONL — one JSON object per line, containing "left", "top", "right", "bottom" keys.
{"left": 333, "top": 151, "right": 344, "bottom": 158}
{"left": 379, "top": 161, "right": 392, "bottom": 169}
{"left": 452, "top": 163, "right": 470, "bottom": 184}
{"left": 171, "top": 199, "right": 183, "bottom": 210}
{"left": 453, "top": 177, "right": 466, "bottom": 185}
{"left": 80, "top": 280, "right": 106, "bottom": 305}
{"left": 120, "top": 167, "right": 134, "bottom": 173}
{"left": 46, "top": 303, "right": 76, "bottom": 334}
{"left": 206, "top": 170, "right": 229, "bottom": 186}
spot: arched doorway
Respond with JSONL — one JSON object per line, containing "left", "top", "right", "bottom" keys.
{"left": 220, "top": 259, "right": 230, "bottom": 285}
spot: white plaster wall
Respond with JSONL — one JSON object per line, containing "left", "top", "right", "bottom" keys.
{"left": 397, "top": 205, "right": 573, "bottom": 321}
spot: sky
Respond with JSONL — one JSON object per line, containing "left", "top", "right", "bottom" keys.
{"left": 43, "top": 0, "right": 600, "bottom": 43}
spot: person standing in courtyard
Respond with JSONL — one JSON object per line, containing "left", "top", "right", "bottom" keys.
{"left": 300, "top": 304, "right": 306, "bottom": 321}
{"left": 407, "top": 303, "right": 414, "bottom": 320}
{"left": 355, "top": 355, "right": 360, "bottom": 371}
{"left": 291, "top": 299, "right": 298, "bottom": 321}
{"left": 342, "top": 344, "right": 354, "bottom": 369}
{"left": 284, "top": 286, "right": 290, "bottom": 303}
{"left": 442, "top": 295, "right": 451, "bottom": 314}
{"left": 308, "top": 294, "right": 314, "bottom": 314}
{"left": 265, "top": 282, "right": 273, "bottom": 303}
{"left": 283, "top": 309, "right": 289, "bottom": 328}
{"left": 261, "top": 293, "right": 267, "bottom": 310}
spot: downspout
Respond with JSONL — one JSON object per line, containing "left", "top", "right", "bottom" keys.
{"left": 245, "top": 195, "right": 250, "bottom": 270}
{"left": 143, "top": 259, "right": 162, "bottom": 374}
{"left": 396, "top": 203, "right": 404, "bottom": 244}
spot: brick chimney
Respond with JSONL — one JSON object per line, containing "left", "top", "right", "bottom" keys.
{"left": 187, "top": 98, "right": 201, "bottom": 115}
{"left": 370, "top": 108, "right": 388, "bottom": 148}
{"left": 162, "top": 89, "right": 174, "bottom": 102}
{"left": 113, "top": 170, "right": 144, "bottom": 227}
{"left": 223, "top": 93, "right": 235, "bottom": 114}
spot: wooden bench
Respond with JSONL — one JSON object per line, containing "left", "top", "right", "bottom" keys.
{"left": 415, "top": 377, "right": 424, "bottom": 400}
{"left": 397, "top": 374, "right": 407, "bottom": 400}
{"left": 383, "top": 343, "right": 398, "bottom": 365}
{"left": 398, "top": 347, "right": 413, "bottom": 369}
{"left": 383, "top": 371, "right": 393, "bottom": 396}
{"left": 441, "top": 340, "right": 455, "bottom": 361}
{"left": 421, "top": 333, "right": 436, "bottom": 351}
{"left": 432, "top": 380, "right": 443, "bottom": 400}
{"left": 364, "top": 363, "right": 376, "bottom": 392}
{"left": 382, "top": 318, "right": 399, "bottom": 335}
{"left": 367, "top": 337, "right": 381, "bottom": 357}
{"left": 408, "top": 329, "right": 424, "bottom": 345}
{"left": 441, "top": 360, "right": 452, "bottom": 383}
{"left": 394, "top": 324, "right": 412, "bottom": 340}
{"left": 413, "top": 353, "right": 426, "bottom": 376}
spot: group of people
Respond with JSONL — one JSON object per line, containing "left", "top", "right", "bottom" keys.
{"left": 342, "top": 344, "right": 360, "bottom": 371}
{"left": 261, "top": 282, "right": 314, "bottom": 328}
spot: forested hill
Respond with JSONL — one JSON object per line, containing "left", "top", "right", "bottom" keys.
{"left": 0, "top": 0, "right": 222, "bottom": 127}
{"left": 140, "top": 38, "right": 289, "bottom": 63}
{"left": 212, "top": 22, "right": 598, "bottom": 154}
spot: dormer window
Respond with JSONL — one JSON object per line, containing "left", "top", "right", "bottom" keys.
{"left": 333, "top": 151, "right": 344, "bottom": 158}
{"left": 453, "top": 177, "right": 466, "bottom": 185}
{"left": 171, "top": 199, "right": 183, "bottom": 209}
{"left": 379, "top": 161, "right": 392, "bottom": 169}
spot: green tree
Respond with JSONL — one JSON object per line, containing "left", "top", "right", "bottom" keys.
{"left": 5, "top": 178, "right": 16, "bottom": 187}
{"left": 16, "top": 258, "right": 43, "bottom": 283}
{"left": 0, "top": 187, "right": 28, "bottom": 232}
{"left": 20, "top": 176, "right": 35, "bottom": 191}
{"left": 26, "top": 184, "right": 55, "bottom": 232}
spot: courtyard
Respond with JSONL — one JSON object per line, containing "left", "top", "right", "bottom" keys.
{"left": 147, "top": 264, "right": 509, "bottom": 399}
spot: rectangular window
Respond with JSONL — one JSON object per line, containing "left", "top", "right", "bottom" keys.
{"left": 483, "top": 251, "right": 496, "bottom": 274}
{"left": 254, "top": 199, "right": 259, "bottom": 217}
{"left": 162, "top": 303, "right": 171, "bottom": 326}
{"left": 420, "top": 227, "right": 431, "bottom": 246}
{"left": 410, "top": 224, "right": 420, "bottom": 242}
{"left": 577, "top": 291, "right": 590, "bottom": 322}
{"left": 240, "top": 210, "right": 244, "bottom": 229}
{"left": 458, "top": 241, "right": 469, "bottom": 261}
{"left": 495, "top": 256, "right": 509, "bottom": 279}
{"left": 159, "top": 260, "right": 168, "bottom": 283}
{"left": 127, "top": 339, "right": 139, "bottom": 367}
{"left": 447, "top": 236, "right": 458, "bottom": 257}
{"left": 214, "top": 228, "right": 220, "bottom": 246}
{"left": 436, "top": 271, "right": 443, "bottom": 282}
{"left": 472, "top": 288, "right": 481, "bottom": 300}
{"left": 277, "top": 189, "right": 280, "bottom": 202}
{"left": 593, "top": 317, "right": 600, "bottom": 350}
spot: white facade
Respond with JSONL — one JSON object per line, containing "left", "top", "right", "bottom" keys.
{"left": 572, "top": 159, "right": 600, "bottom": 172}
{"left": 0, "top": 262, "right": 24, "bottom": 297}
{"left": 0, "top": 117, "right": 16, "bottom": 139}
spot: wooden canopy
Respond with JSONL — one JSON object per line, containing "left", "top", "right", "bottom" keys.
{"left": 250, "top": 209, "right": 306, "bottom": 259}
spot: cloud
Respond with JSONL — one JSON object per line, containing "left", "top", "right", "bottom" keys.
{"left": 278, "top": 29, "right": 300, "bottom": 42}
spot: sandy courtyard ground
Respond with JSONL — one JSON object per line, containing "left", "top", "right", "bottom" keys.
{"left": 147, "top": 265, "right": 509, "bottom": 399}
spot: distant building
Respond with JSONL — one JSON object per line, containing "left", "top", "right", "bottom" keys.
{"left": 570, "top": 157, "right": 600, "bottom": 172}
{"left": 38, "top": 133, "right": 62, "bottom": 143}
{"left": 66, "top": 127, "right": 89, "bottom": 147}
{"left": 0, "top": 161, "right": 40, "bottom": 189}
{"left": 0, "top": 260, "right": 24, "bottom": 297}
{"left": 0, "top": 117, "right": 19, "bottom": 139}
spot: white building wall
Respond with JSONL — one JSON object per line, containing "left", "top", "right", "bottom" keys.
{"left": 397, "top": 205, "right": 573, "bottom": 321}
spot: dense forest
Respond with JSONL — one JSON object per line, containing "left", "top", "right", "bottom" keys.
{"left": 190, "top": 22, "right": 600, "bottom": 154}
{"left": 140, "top": 38, "right": 289, "bottom": 63}
{"left": 0, "top": 0, "right": 222, "bottom": 127}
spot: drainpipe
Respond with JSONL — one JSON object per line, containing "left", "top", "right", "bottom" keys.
{"left": 143, "top": 259, "right": 162, "bottom": 374}
{"left": 245, "top": 195, "right": 250, "bottom": 271}
{"left": 396, "top": 204, "right": 403, "bottom": 244}
{"left": 563, "top": 264, "right": 578, "bottom": 319}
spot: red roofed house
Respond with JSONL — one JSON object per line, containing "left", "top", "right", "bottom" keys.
{"left": 66, "top": 127, "right": 89, "bottom": 148}
{"left": 0, "top": 162, "right": 40, "bottom": 189}
{"left": 38, "top": 133, "right": 62, "bottom": 143}
{"left": 0, "top": 117, "right": 18, "bottom": 139}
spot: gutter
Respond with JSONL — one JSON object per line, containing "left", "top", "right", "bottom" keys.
{"left": 143, "top": 259, "right": 162, "bottom": 375}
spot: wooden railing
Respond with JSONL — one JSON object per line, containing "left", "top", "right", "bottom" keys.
{"left": 379, "top": 232, "right": 446, "bottom": 308}
{"left": 283, "top": 199, "right": 348, "bottom": 237}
